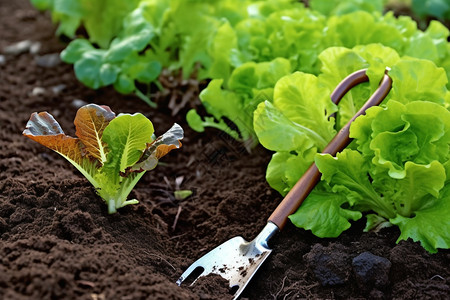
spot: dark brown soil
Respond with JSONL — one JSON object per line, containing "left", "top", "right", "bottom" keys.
{"left": 1, "top": 1, "right": 449, "bottom": 299}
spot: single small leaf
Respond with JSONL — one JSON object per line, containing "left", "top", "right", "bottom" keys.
{"left": 186, "top": 109, "right": 206, "bottom": 132}
{"left": 74, "top": 50, "right": 106, "bottom": 89}
{"left": 102, "top": 113, "right": 154, "bottom": 174}
{"left": 114, "top": 74, "right": 135, "bottom": 94}
{"left": 23, "top": 111, "right": 97, "bottom": 184}
{"left": 289, "top": 187, "right": 362, "bottom": 238}
{"left": 74, "top": 104, "right": 116, "bottom": 164}
{"left": 100, "top": 64, "right": 120, "bottom": 86}
{"left": 174, "top": 190, "right": 193, "bottom": 200}
{"left": 23, "top": 112, "right": 82, "bottom": 163}
{"left": 364, "top": 214, "right": 392, "bottom": 232}
{"left": 131, "top": 123, "right": 184, "bottom": 171}
{"left": 61, "top": 39, "right": 95, "bottom": 64}
{"left": 254, "top": 101, "right": 319, "bottom": 151}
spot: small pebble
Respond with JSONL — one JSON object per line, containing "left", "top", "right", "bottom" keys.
{"left": 51, "top": 84, "right": 66, "bottom": 95}
{"left": 3, "top": 40, "right": 32, "bottom": 55}
{"left": 71, "top": 99, "right": 88, "bottom": 109}
{"left": 31, "top": 87, "right": 46, "bottom": 96}
{"left": 35, "top": 53, "right": 61, "bottom": 68}
{"left": 0, "top": 55, "right": 5, "bottom": 65}
{"left": 52, "top": 109, "right": 61, "bottom": 117}
{"left": 29, "top": 42, "right": 42, "bottom": 55}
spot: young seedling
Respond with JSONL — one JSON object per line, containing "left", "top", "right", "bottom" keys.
{"left": 23, "top": 104, "right": 183, "bottom": 214}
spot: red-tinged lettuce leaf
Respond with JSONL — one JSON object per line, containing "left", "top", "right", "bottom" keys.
{"left": 24, "top": 105, "right": 184, "bottom": 214}
{"left": 131, "top": 123, "right": 184, "bottom": 171}
{"left": 23, "top": 111, "right": 97, "bottom": 183}
{"left": 74, "top": 104, "right": 116, "bottom": 164}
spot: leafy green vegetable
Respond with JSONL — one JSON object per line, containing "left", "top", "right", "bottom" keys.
{"left": 254, "top": 42, "right": 450, "bottom": 252}
{"left": 289, "top": 100, "right": 450, "bottom": 253}
{"left": 30, "top": 0, "right": 141, "bottom": 48}
{"left": 188, "top": 58, "right": 292, "bottom": 148}
{"left": 23, "top": 104, "right": 183, "bottom": 214}
{"left": 310, "top": 0, "right": 383, "bottom": 16}
{"left": 33, "top": 0, "right": 450, "bottom": 145}
{"left": 412, "top": 0, "right": 450, "bottom": 21}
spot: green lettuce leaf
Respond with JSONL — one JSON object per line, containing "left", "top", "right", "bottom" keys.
{"left": 266, "top": 151, "right": 316, "bottom": 196}
{"left": 388, "top": 59, "right": 448, "bottom": 105}
{"left": 391, "top": 184, "right": 450, "bottom": 253}
{"left": 315, "top": 150, "right": 395, "bottom": 220}
{"left": 289, "top": 186, "right": 363, "bottom": 238}
{"left": 189, "top": 58, "right": 292, "bottom": 148}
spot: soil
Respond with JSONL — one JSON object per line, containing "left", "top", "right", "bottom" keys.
{"left": 0, "top": 1, "right": 449, "bottom": 299}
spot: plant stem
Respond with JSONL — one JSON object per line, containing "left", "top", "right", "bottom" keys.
{"left": 135, "top": 88, "right": 157, "bottom": 108}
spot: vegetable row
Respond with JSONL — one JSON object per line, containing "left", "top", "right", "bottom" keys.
{"left": 29, "top": 0, "right": 450, "bottom": 252}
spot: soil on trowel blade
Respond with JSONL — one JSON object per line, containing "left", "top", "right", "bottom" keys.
{"left": 1, "top": 1, "right": 449, "bottom": 299}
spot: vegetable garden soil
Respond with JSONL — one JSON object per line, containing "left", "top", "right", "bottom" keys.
{"left": 1, "top": 1, "right": 449, "bottom": 299}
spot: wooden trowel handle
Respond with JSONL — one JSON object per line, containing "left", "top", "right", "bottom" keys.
{"left": 268, "top": 69, "right": 392, "bottom": 230}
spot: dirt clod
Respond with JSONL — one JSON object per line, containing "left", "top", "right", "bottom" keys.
{"left": 304, "top": 243, "right": 352, "bottom": 286}
{"left": 352, "top": 251, "right": 391, "bottom": 291}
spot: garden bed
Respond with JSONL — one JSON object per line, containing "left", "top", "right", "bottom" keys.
{"left": 0, "top": 1, "right": 449, "bottom": 299}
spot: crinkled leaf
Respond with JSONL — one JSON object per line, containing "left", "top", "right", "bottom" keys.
{"left": 389, "top": 161, "right": 446, "bottom": 215}
{"left": 388, "top": 59, "right": 448, "bottom": 105}
{"left": 228, "top": 58, "right": 292, "bottom": 93}
{"left": 391, "top": 185, "right": 450, "bottom": 253}
{"left": 315, "top": 150, "right": 395, "bottom": 219}
{"left": 273, "top": 72, "right": 337, "bottom": 144}
{"left": 367, "top": 101, "right": 450, "bottom": 177}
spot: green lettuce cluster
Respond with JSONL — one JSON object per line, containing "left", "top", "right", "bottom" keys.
{"left": 187, "top": 2, "right": 450, "bottom": 147}
{"left": 31, "top": 0, "right": 450, "bottom": 146}
{"left": 254, "top": 44, "right": 450, "bottom": 253}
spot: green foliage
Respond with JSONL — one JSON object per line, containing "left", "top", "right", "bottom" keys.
{"left": 412, "top": 0, "right": 450, "bottom": 21}
{"left": 31, "top": 0, "right": 450, "bottom": 250}
{"left": 31, "top": 0, "right": 141, "bottom": 48}
{"left": 32, "top": 0, "right": 450, "bottom": 148}
{"left": 256, "top": 49, "right": 450, "bottom": 252}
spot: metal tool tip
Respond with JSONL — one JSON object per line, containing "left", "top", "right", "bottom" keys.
{"left": 176, "top": 277, "right": 183, "bottom": 286}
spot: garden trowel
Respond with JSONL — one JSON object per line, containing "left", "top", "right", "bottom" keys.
{"left": 176, "top": 69, "right": 392, "bottom": 299}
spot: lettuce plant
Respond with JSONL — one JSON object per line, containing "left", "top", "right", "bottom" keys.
{"left": 23, "top": 104, "right": 183, "bottom": 214}
{"left": 31, "top": 0, "right": 450, "bottom": 149}
{"left": 254, "top": 44, "right": 450, "bottom": 253}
